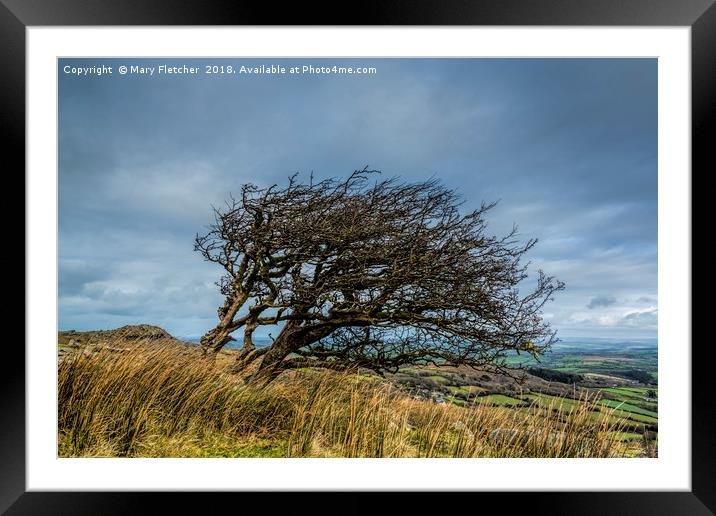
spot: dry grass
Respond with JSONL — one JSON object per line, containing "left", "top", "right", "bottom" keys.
{"left": 58, "top": 340, "right": 638, "bottom": 458}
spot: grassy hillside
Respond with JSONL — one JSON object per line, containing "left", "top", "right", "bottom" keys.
{"left": 58, "top": 335, "right": 653, "bottom": 458}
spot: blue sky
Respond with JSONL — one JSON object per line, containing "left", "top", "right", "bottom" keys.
{"left": 58, "top": 58, "right": 657, "bottom": 340}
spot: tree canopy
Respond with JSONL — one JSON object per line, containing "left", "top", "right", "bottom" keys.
{"left": 195, "top": 170, "right": 564, "bottom": 381}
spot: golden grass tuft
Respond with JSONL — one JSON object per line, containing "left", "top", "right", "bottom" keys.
{"left": 58, "top": 340, "right": 637, "bottom": 458}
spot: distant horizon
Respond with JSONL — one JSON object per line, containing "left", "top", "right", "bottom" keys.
{"left": 58, "top": 325, "right": 658, "bottom": 346}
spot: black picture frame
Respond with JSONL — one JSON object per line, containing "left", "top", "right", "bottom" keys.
{"left": 4, "top": 1, "right": 711, "bottom": 514}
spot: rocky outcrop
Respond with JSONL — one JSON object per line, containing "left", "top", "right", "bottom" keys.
{"left": 58, "top": 325, "right": 188, "bottom": 359}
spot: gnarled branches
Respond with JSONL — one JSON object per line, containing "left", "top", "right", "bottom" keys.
{"left": 194, "top": 169, "right": 564, "bottom": 380}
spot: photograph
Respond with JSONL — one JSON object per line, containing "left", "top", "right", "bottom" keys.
{"left": 7, "top": 4, "right": 710, "bottom": 509}
{"left": 57, "top": 57, "right": 659, "bottom": 459}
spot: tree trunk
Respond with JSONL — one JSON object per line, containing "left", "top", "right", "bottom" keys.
{"left": 251, "top": 320, "right": 301, "bottom": 382}
{"left": 250, "top": 322, "right": 337, "bottom": 384}
{"left": 200, "top": 290, "right": 250, "bottom": 353}
{"left": 199, "top": 325, "right": 235, "bottom": 354}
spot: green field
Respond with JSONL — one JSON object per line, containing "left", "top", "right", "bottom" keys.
{"left": 504, "top": 350, "right": 657, "bottom": 384}
{"left": 477, "top": 394, "right": 524, "bottom": 406}
{"left": 598, "top": 399, "right": 658, "bottom": 418}
{"left": 600, "top": 407, "right": 657, "bottom": 425}
{"left": 522, "top": 393, "right": 582, "bottom": 410}
{"left": 600, "top": 387, "right": 644, "bottom": 399}
{"left": 447, "top": 385, "right": 484, "bottom": 396}
{"left": 612, "top": 432, "right": 647, "bottom": 441}
{"left": 390, "top": 349, "right": 658, "bottom": 447}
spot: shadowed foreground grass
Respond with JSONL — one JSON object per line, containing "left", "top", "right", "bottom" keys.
{"left": 58, "top": 340, "right": 643, "bottom": 458}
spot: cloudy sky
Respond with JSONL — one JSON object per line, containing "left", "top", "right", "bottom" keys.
{"left": 59, "top": 58, "right": 657, "bottom": 340}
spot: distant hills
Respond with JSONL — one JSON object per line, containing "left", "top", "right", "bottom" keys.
{"left": 176, "top": 335, "right": 657, "bottom": 354}
{"left": 550, "top": 338, "right": 657, "bottom": 354}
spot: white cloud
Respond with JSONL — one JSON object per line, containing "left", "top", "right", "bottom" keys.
{"left": 621, "top": 308, "right": 658, "bottom": 328}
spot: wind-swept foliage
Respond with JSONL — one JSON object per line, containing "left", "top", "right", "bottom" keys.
{"left": 195, "top": 169, "right": 564, "bottom": 380}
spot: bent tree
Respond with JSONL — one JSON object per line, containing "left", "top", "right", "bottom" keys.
{"left": 195, "top": 170, "right": 564, "bottom": 381}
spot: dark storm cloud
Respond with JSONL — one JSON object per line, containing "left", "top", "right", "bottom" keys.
{"left": 58, "top": 58, "right": 657, "bottom": 338}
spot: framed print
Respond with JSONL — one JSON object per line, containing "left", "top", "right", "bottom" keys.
{"left": 5, "top": 0, "right": 713, "bottom": 513}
